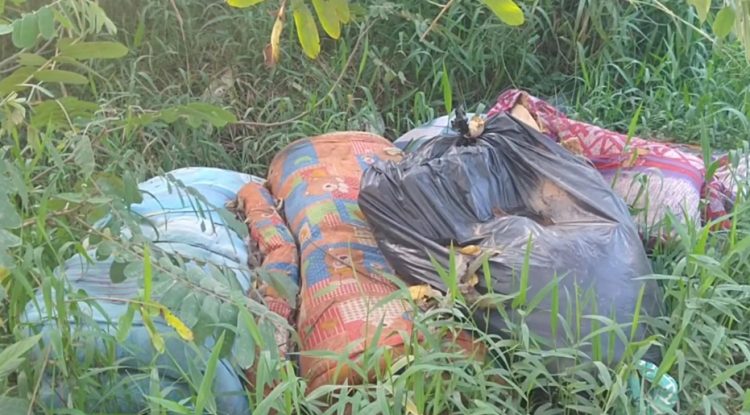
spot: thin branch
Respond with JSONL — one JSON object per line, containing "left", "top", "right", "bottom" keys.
{"left": 419, "top": 0, "right": 457, "bottom": 42}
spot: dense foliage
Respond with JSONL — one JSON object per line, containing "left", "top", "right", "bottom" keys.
{"left": 1, "top": 0, "right": 750, "bottom": 413}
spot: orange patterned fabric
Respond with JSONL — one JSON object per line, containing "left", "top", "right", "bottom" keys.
{"left": 238, "top": 132, "right": 485, "bottom": 390}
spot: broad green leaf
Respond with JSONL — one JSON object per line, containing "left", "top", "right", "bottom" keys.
{"left": 0, "top": 397, "right": 30, "bottom": 414}
{"left": 0, "top": 194, "right": 21, "bottom": 228}
{"left": 202, "top": 296, "right": 220, "bottom": 324}
{"left": 179, "top": 294, "right": 200, "bottom": 327}
{"left": 73, "top": 135, "right": 95, "bottom": 177}
{"left": 34, "top": 69, "right": 88, "bottom": 84}
{"left": 0, "top": 334, "right": 41, "bottom": 378}
{"left": 159, "top": 283, "right": 190, "bottom": 309}
{"left": 235, "top": 309, "right": 258, "bottom": 369}
{"left": 713, "top": 6, "right": 736, "bottom": 39}
{"left": 31, "top": 97, "right": 99, "bottom": 130}
{"left": 181, "top": 102, "right": 237, "bottom": 127}
{"left": 17, "top": 53, "right": 46, "bottom": 66}
{"left": 294, "top": 2, "right": 321, "bottom": 59}
{"left": 0, "top": 229, "right": 21, "bottom": 248}
{"left": 0, "top": 251, "right": 13, "bottom": 269}
{"left": 331, "top": 0, "right": 350, "bottom": 24}
{"left": 122, "top": 172, "right": 143, "bottom": 204}
{"left": 689, "top": 0, "right": 710, "bottom": 22}
{"left": 195, "top": 332, "right": 225, "bottom": 415}
{"left": 0, "top": 66, "right": 35, "bottom": 95}
{"left": 0, "top": 24, "right": 13, "bottom": 36}
{"left": 312, "top": 0, "right": 341, "bottom": 39}
{"left": 481, "top": 0, "right": 524, "bottom": 26}
{"left": 12, "top": 12, "right": 38, "bottom": 49}
{"left": 226, "top": 0, "right": 265, "bottom": 7}
{"left": 116, "top": 303, "right": 136, "bottom": 342}
{"left": 109, "top": 261, "right": 127, "bottom": 283}
{"left": 37, "top": 6, "right": 55, "bottom": 40}
{"left": 124, "top": 261, "right": 144, "bottom": 281}
{"left": 59, "top": 40, "right": 128, "bottom": 60}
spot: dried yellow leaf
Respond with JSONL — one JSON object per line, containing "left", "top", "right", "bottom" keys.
{"left": 458, "top": 245, "right": 481, "bottom": 256}
{"left": 409, "top": 284, "right": 441, "bottom": 301}
{"left": 161, "top": 307, "right": 194, "bottom": 342}
{"left": 265, "top": 3, "right": 286, "bottom": 67}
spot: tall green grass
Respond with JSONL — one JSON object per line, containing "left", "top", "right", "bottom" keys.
{"left": 2, "top": 0, "right": 750, "bottom": 413}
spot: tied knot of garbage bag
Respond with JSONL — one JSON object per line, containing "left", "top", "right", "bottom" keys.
{"left": 358, "top": 112, "right": 665, "bottom": 371}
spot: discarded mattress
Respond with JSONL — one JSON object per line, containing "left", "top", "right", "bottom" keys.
{"left": 236, "top": 132, "right": 482, "bottom": 390}
{"left": 20, "top": 167, "right": 260, "bottom": 414}
{"left": 360, "top": 111, "right": 664, "bottom": 370}
{"left": 394, "top": 89, "right": 748, "bottom": 236}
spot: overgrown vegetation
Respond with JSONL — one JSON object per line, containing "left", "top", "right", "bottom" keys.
{"left": 2, "top": 0, "right": 750, "bottom": 413}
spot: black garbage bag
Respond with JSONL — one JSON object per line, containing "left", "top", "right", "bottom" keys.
{"left": 359, "top": 111, "right": 664, "bottom": 369}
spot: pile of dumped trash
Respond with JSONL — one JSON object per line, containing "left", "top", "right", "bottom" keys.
{"left": 19, "top": 89, "right": 748, "bottom": 413}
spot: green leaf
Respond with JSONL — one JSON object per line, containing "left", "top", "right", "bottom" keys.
{"left": 12, "top": 13, "right": 39, "bottom": 49}
{"left": 34, "top": 69, "right": 88, "bottom": 84}
{"left": 142, "top": 312, "right": 165, "bottom": 354}
{"left": 235, "top": 309, "right": 258, "bottom": 369}
{"left": 109, "top": 261, "right": 127, "bottom": 283}
{"left": 179, "top": 294, "right": 200, "bottom": 327}
{"left": 202, "top": 296, "right": 220, "bottom": 324}
{"left": 0, "top": 194, "right": 21, "bottom": 229}
{"left": 133, "top": 15, "right": 145, "bottom": 48}
{"left": 37, "top": 6, "right": 55, "bottom": 40}
{"left": 0, "top": 24, "right": 12, "bottom": 36}
{"left": 31, "top": 97, "right": 99, "bottom": 130}
{"left": 73, "top": 135, "right": 95, "bottom": 177}
{"left": 116, "top": 303, "right": 136, "bottom": 342}
{"left": 713, "top": 6, "right": 736, "bottom": 39}
{"left": 195, "top": 331, "right": 225, "bottom": 415}
{"left": 0, "top": 334, "right": 41, "bottom": 378}
{"left": 312, "top": 0, "right": 341, "bottom": 39}
{"left": 0, "top": 229, "right": 21, "bottom": 248}
{"left": 0, "top": 397, "right": 31, "bottom": 414}
{"left": 143, "top": 244, "right": 153, "bottom": 303}
{"left": 689, "top": 0, "right": 710, "bottom": 23}
{"left": 160, "top": 283, "right": 190, "bottom": 308}
{"left": 59, "top": 40, "right": 128, "bottom": 60}
{"left": 441, "top": 63, "right": 452, "bottom": 114}
{"left": 226, "top": 0, "right": 266, "bottom": 7}
{"left": 17, "top": 53, "right": 46, "bottom": 66}
{"left": 144, "top": 397, "right": 190, "bottom": 415}
{"left": 294, "top": 2, "right": 321, "bottom": 59}
{"left": 331, "top": 0, "right": 350, "bottom": 24}
{"left": 180, "top": 102, "right": 237, "bottom": 127}
{"left": 481, "top": 0, "right": 524, "bottom": 26}
{"left": 709, "top": 361, "right": 750, "bottom": 389}
{"left": 0, "top": 66, "right": 35, "bottom": 95}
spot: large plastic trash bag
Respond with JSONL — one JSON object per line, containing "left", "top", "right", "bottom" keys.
{"left": 394, "top": 91, "right": 749, "bottom": 238}
{"left": 20, "top": 167, "right": 261, "bottom": 414}
{"left": 359, "top": 111, "right": 665, "bottom": 370}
